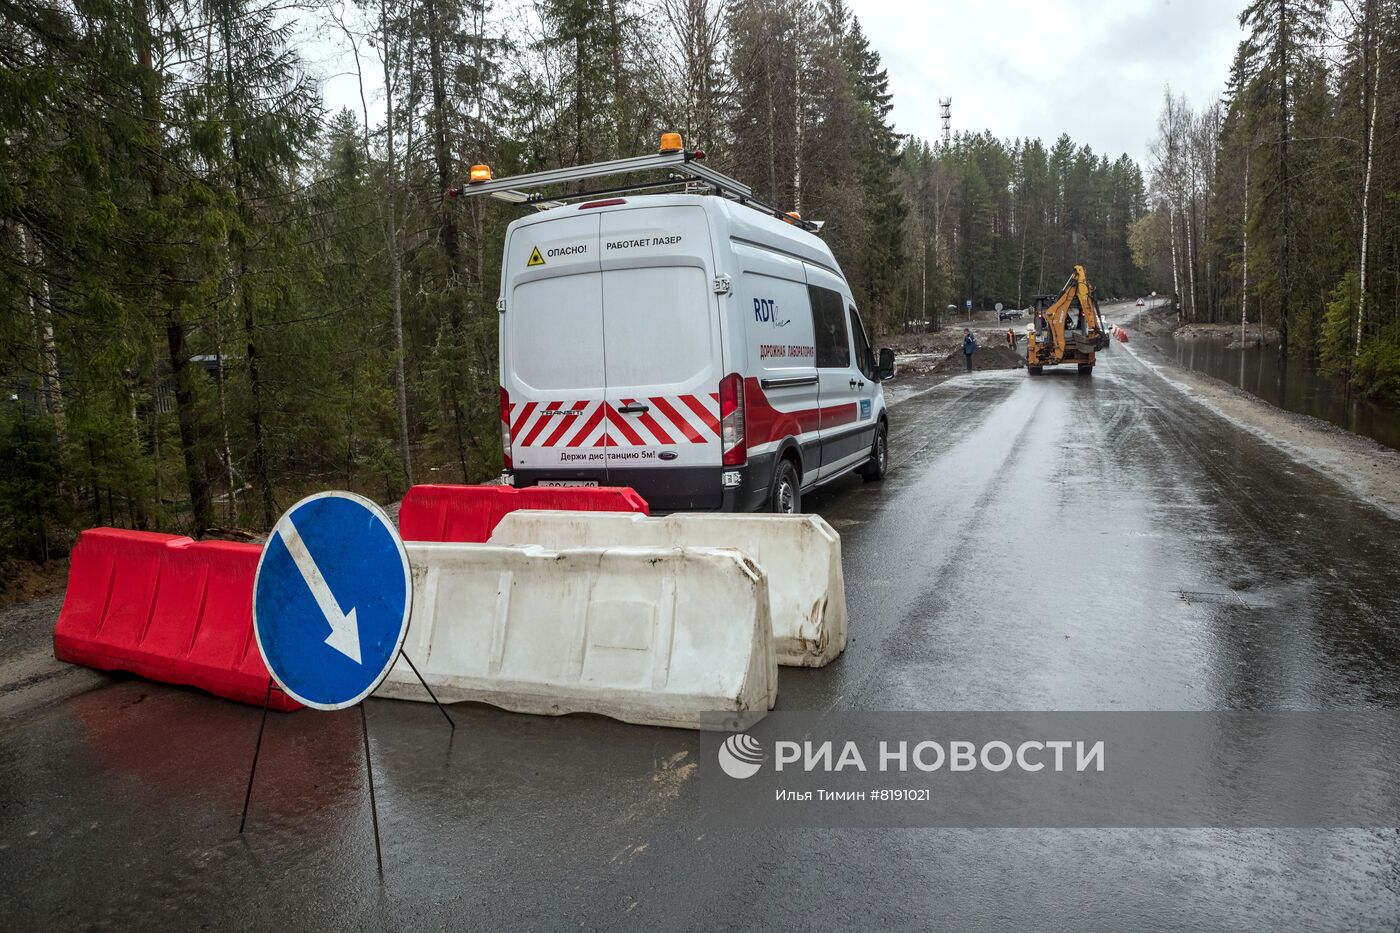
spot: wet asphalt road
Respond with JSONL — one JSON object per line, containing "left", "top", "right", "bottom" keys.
{"left": 5, "top": 313, "right": 1400, "bottom": 930}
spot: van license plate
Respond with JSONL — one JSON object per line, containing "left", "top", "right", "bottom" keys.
{"left": 537, "top": 480, "right": 598, "bottom": 487}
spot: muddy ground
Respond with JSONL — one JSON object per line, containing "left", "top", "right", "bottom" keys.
{"left": 881, "top": 323, "right": 1027, "bottom": 381}
{"left": 0, "top": 558, "right": 68, "bottom": 611}
{"left": 1139, "top": 317, "right": 1281, "bottom": 349}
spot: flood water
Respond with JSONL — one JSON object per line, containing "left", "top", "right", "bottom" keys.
{"left": 1165, "top": 334, "right": 1400, "bottom": 452}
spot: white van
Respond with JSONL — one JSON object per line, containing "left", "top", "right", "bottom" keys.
{"left": 468, "top": 145, "right": 895, "bottom": 512}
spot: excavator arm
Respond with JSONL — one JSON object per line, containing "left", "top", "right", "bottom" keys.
{"left": 1041, "top": 284, "right": 1073, "bottom": 362}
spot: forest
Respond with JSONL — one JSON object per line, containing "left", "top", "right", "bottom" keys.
{"left": 1138, "top": 0, "right": 1400, "bottom": 402}
{"left": 0, "top": 0, "right": 1148, "bottom": 565}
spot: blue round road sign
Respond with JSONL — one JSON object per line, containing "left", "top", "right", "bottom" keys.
{"left": 253, "top": 491, "right": 412, "bottom": 710}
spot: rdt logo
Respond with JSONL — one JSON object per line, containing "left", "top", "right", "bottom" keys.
{"left": 718, "top": 733, "right": 765, "bottom": 779}
{"left": 753, "top": 298, "right": 790, "bottom": 327}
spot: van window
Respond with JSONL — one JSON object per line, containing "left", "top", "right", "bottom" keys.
{"left": 601, "top": 266, "right": 714, "bottom": 388}
{"left": 809, "top": 286, "right": 850, "bottom": 369}
{"left": 849, "top": 305, "right": 873, "bottom": 379}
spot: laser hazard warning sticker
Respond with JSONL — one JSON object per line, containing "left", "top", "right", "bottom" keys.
{"left": 527, "top": 246, "right": 546, "bottom": 267}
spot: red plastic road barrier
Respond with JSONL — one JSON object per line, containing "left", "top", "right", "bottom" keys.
{"left": 54, "top": 528, "right": 300, "bottom": 711}
{"left": 1113, "top": 325, "right": 1130, "bottom": 343}
{"left": 399, "top": 484, "right": 649, "bottom": 543}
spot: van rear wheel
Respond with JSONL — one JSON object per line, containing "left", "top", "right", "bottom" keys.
{"left": 769, "top": 459, "right": 801, "bottom": 514}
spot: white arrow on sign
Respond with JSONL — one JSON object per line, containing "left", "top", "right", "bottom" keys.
{"left": 273, "top": 516, "right": 363, "bottom": 664}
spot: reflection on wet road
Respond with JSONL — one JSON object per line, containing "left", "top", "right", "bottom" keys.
{"left": 3, "top": 332, "right": 1400, "bottom": 929}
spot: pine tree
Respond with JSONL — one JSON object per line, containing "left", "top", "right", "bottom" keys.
{"left": 205, "top": 0, "right": 319, "bottom": 526}
{"left": 1239, "top": 0, "right": 1328, "bottom": 358}
{"left": 846, "top": 13, "right": 905, "bottom": 327}
{"left": 725, "top": 0, "right": 806, "bottom": 207}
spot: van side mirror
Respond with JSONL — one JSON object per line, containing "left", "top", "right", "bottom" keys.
{"left": 875, "top": 347, "right": 896, "bottom": 381}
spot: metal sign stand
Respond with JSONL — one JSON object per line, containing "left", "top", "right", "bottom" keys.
{"left": 239, "top": 489, "right": 452, "bottom": 879}
{"left": 359, "top": 702, "right": 381, "bottom": 870}
{"left": 238, "top": 655, "right": 453, "bottom": 875}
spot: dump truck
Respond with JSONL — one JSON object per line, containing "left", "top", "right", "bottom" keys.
{"left": 1026, "top": 264, "right": 1110, "bottom": 375}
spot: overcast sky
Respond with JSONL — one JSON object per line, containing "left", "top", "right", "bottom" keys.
{"left": 858, "top": 0, "right": 1245, "bottom": 166}
{"left": 307, "top": 0, "right": 1247, "bottom": 171}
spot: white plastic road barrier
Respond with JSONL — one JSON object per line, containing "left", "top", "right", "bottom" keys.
{"left": 376, "top": 542, "right": 777, "bottom": 730}
{"left": 489, "top": 511, "right": 847, "bottom": 668}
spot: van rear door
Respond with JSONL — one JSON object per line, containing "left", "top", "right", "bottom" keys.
{"left": 599, "top": 206, "right": 722, "bottom": 509}
{"left": 504, "top": 213, "right": 611, "bottom": 478}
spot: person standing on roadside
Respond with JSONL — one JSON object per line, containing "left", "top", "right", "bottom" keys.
{"left": 963, "top": 328, "right": 977, "bottom": 371}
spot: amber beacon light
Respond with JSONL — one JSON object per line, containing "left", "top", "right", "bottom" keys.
{"left": 659, "top": 132, "right": 684, "bottom": 153}
{"left": 468, "top": 164, "right": 493, "bottom": 184}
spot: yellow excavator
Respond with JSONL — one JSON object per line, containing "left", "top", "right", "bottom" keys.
{"left": 1026, "top": 264, "right": 1110, "bottom": 375}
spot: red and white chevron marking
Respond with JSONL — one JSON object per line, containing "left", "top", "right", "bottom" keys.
{"left": 509, "top": 395, "right": 721, "bottom": 448}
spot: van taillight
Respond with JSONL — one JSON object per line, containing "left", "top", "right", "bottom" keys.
{"left": 500, "top": 386, "right": 512, "bottom": 469}
{"left": 719, "top": 373, "right": 746, "bottom": 466}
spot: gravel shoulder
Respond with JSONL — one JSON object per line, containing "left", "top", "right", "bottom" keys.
{"left": 1123, "top": 308, "right": 1400, "bottom": 520}
{"left": 0, "top": 590, "right": 105, "bottom": 724}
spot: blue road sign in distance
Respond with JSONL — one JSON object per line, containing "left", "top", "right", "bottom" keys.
{"left": 253, "top": 491, "right": 411, "bottom": 710}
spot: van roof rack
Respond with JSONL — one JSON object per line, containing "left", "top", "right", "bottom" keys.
{"left": 448, "top": 140, "right": 822, "bottom": 233}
